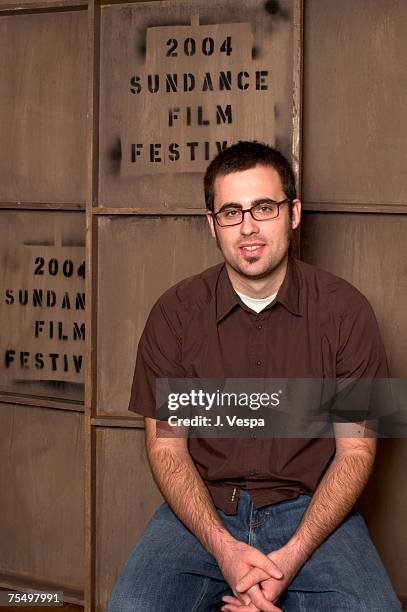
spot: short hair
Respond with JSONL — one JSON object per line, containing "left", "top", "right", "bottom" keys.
{"left": 203, "top": 141, "right": 297, "bottom": 212}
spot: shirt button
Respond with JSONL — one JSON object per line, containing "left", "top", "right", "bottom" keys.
{"left": 257, "top": 324, "right": 262, "bottom": 330}
{"left": 248, "top": 469, "right": 257, "bottom": 477}
{"left": 256, "top": 360, "right": 262, "bottom": 366}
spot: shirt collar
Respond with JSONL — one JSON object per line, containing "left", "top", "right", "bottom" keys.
{"left": 216, "top": 265, "right": 242, "bottom": 322}
{"left": 215, "top": 256, "right": 303, "bottom": 323}
{"left": 276, "top": 256, "right": 303, "bottom": 316}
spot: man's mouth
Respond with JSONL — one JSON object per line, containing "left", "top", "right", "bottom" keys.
{"left": 239, "top": 244, "right": 265, "bottom": 256}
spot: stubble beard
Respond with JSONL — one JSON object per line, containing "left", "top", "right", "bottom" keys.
{"left": 214, "top": 222, "right": 293, "bottom": 281}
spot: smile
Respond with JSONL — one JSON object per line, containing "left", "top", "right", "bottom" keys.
{"left": 239, "top": 244, "right": 265, "bottom": 256}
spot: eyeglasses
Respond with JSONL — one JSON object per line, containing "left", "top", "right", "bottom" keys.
{"left": 212, "top": 199, "right": 291, "bottom": 227}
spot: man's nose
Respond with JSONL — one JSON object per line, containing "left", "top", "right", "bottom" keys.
{"left": 240, "top": 210, "right": 260, "bottom": 235}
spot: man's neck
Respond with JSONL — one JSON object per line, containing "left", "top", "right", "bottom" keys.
{"left": 225, "top": 254, "right": 289, "bottom": 299}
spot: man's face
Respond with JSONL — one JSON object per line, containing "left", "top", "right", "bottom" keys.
{"left": 206, "top": 164, "right": 301, "bottom": 284}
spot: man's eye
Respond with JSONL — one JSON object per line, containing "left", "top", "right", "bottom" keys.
{"left": 259, "top": 205, "right": 273, "bottom": 213}
{"left": 223, "top": 209, "right": 239, "bottom": 217}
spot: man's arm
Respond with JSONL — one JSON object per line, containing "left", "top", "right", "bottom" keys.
{"left": 223, "top": 424, "right": 376, "bottom": 611}
{"left": 144, "top": 416, "right": 283, "bottom": 611}
{"left": 145, "top": 416, "right": 232, "bottom": 557}
{"left": 279, "top": 423, "right": 376, "bottom": 563}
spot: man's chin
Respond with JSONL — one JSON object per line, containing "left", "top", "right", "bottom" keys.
{"left": 228, "top": 261, "right": 277, "bottom": 280}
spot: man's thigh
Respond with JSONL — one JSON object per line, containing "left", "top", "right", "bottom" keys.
{"left": 107, "top": 503, "right": 231, "bottom": 612}
{"left": 272, "top": 501, "right": 401, "bottom": 612}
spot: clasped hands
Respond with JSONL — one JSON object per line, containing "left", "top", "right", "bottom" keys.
{"left": 217, "top": 539, "right": 301, "bottom": 612}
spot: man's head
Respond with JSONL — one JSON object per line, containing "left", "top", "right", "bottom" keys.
{"left": 204, "top": 141, "right": 301, "bottom": 295}
{"left": 204, "top": 141, "right": 297, "bottom": 218}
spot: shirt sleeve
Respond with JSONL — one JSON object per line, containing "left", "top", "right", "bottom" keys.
{"left": 336, "top": 295, "right": 388, "bottom": 378}
{"left": 128, "top": 297, "right": 185, "bottom": 418}
{"left": 332, "top": 295, "right": 392, "bottom": 423}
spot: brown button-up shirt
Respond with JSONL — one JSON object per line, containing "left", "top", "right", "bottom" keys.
{"left": 129, "top": 257, "right": 388, "bottom": 514}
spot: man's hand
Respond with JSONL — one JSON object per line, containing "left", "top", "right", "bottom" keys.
{"left": 221, "top": 543, "right": 304, "bottom": 612}
{"left": 222, "top": 425, "right": 377, "bottom": 612}
{"left": 215, "top": 539, "right": 285, "bottom": 611}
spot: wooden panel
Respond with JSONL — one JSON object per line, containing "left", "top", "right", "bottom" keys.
{"left": 0, "top": 393, "right": 83, "bottom": 412}
{"left": 302, "top": 0, "right": 407, "bottom": 206}
{"left": 0, "top": 10, "right": 87, "bottom": 203}
{"left": 94, "top": 427, "right": 162, "bottom": 612}
{"left": 0, "top": 1, "right": 87, "bottom": 10}
{"left": 301, "top": 213, "right": 407, "bottom": 377}
{"left": 99, "top": 0, "right": 295, "bottom": 207}
{"left": 96, "top": 215, "right": 222, "bottom": 415}
{"left": 0, "top": 403, "right": 84, "bottom": 593}
{"left": 302, "top": 202, "right": 407, "bottom": 215}
{"left": 301, "top": 211, "right": 407, "bottom": 600}
{"left": 0, "top": 211, "right": 85, "bottom": 401}
{"left": 84, "top": 3, "right": 100, "bottom": 609}
{"left": 357, "top": 439, "right": 407, "bottom": 602}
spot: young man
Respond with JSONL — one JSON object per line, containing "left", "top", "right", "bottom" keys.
{"left": 108, "top": 142, "right": 401, "bottom": 611}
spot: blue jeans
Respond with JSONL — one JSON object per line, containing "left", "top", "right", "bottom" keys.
{"left": 107, "top": 491, "right": 401, "bottom": 611}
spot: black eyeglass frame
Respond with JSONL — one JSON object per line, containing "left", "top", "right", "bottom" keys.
{"left": 211, "top": 198, "right": 291, "bottom": 227}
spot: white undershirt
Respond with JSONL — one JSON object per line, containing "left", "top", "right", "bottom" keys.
{"left": 235, "top": 290, "right": 277, "bottom": 313}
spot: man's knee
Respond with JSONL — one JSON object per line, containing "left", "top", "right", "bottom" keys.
{"left": 107, "top": 587, "right": 155, "bottom": 612}
{"left": 107, "top": 569, "right": 158, "bottom": 612}
{"left": 360, "top": 591, "right": 402, "bottom": 612}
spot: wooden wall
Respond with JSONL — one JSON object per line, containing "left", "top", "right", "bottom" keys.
{"left": 0, "top": 7, "right": 87, "bottom": 203}
{"left": 301, "top": 0, "right": 407, "bottom": 601}
{"left": 0, "top": 1, "right": 87, "bottom": 605}
{"left": 0, "top": 403, "right": 84, "bottom": 595}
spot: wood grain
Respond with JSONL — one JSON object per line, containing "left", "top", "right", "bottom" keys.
{"left": 94, "top": 427, "right": 162, "bottom": 612}
{"left": 96, "top": 214, "right": 222, "bottom": 416}
{"left": 0, "top": 403, "right": 84, "bottom": 591}
{"left": 302, "top": 0, "right": 407, "bottom": 207}
{"left": 84, "top": 3, "right": 101, "bottom": 610}
{"left": 0, "top": 10, "right": 87, "bottom": 203}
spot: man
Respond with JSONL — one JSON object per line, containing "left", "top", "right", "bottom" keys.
{"left": 108, "top": 142, "right": 401, "bottom": 611}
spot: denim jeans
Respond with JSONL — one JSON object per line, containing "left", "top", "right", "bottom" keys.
{"left": 107, "top": 490, "right": 401, "bottom": 612}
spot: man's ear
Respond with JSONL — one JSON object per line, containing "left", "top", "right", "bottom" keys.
{"left": 206, "top": 211, "right": 216, "bottom": 239}
{"left": 291, "top": 199, "right": 301, "bottom": 230}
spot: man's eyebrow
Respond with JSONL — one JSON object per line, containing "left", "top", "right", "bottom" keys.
{"left": 216, "top": 198, "right": 277, "bottom": 213}
{"left": 217, "top": 202, "right": 243, "bottom": 213}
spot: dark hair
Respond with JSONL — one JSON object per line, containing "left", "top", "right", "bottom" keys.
{"left": 203, "top": 141, "right": 296, "bottom": 213}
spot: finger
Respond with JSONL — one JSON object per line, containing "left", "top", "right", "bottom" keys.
{"left": 227, "top": 601, "right": 280, "bottom": 612}
{"left": 222, "top": 607, "right": 254, "bottom": 611}
{"left": 221, "top": 603, "right": 259, "bottom": 612}
{"left": 223, "top": 591, "right": 259, "bottom": 610}
{"left": 222, "top": 595, "right": 258, "bottom": 609}
{"left": 258, "top": 583, "right": 283, "bottom": 611}
{"left": 222, "top": 595, "right": 242, "bottom": 605}
{"left": 235, "top": 568, "right": 268, "bottom": 593}
{"left": 247, "top": 585, "right": 280, "bottom": 612}
{"left": 233, "top": 589, "right": 251, "bottom": 606}
{"left": 236, "top": 552, "right": 283, "bottom": 592}
{"left": 259, "top": 580, "right": 281, "bottom": 605}
{"left": 254, "top": 551, "right": 283, "bottom": 580}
